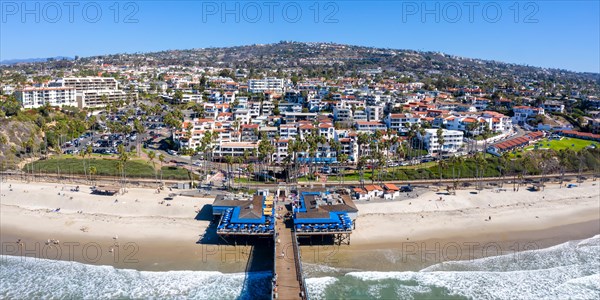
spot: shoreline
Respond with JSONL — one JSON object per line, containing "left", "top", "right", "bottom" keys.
{"left": 301, "top": 219, "right": 600, "bottom": 274}
{"left": 1, "top": 179, "right": 599, "bottom": 273}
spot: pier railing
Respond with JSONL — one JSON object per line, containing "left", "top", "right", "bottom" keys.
{"left": 272, "top": 221, "right": 277, "bottom": 300}
{"left": 291, "top": 230, "right": 309, "bottom": 300}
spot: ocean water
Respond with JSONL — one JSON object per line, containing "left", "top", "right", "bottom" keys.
{"left": 305, "top": 235, "right": 600, "bottom": 300}
{"left": 0, "top": 256, "right": 272, "bottom": 299}
{"left": 1, "top": 235, "right": 598, "bottom": 299}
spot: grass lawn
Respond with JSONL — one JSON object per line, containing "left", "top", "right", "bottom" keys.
{"left": 26, "top": 157, "right": 191, "bottom": 180}
{"left": 524, "top": 137, "right": 597, "bottom": 152}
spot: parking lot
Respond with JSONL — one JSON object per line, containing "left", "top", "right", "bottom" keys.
{"left": 60, "top": 106, "right": 167, "bottom": 156}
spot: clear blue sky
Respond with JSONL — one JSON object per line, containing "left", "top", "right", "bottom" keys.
{"left": 1, "top": 0, "right": 598, "bottom": 73}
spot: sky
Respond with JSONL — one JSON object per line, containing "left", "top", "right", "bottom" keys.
{"left": 1, "top": 0, "right": 599, "bottom": 73}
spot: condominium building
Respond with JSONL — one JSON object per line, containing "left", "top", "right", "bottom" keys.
{"left": 76, "top": 89, "right": 129, "bottom": 108}
{"left": 355, "top": 121, "right": 387, "bottom": 132}
{"left": 418, "top": 129, "right": 464, "bottom": 154}
{"left": 385, "top": 113, "right": 421, "bottom": 133}
{"left": 54, "top": 77, "right": 119, "bottom": 90}
{"left": 16, "top": 87, "right": 77, "bottom": 108}
{"left": 53, "top": 77, "right": 129, "bottom": 108}
{"left": 215, "top": 142, "right": 259, "bottom": 157}
{"left": 247, "top": 77, "right": 284, "bottom": 93}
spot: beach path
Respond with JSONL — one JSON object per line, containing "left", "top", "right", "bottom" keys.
{"left": 274, "top": 201, "right": 303, "bottom": 300}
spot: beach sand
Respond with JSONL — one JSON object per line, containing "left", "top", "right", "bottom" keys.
{"left": 303, "top": 181, "right": 600, "bottom": 272}
{"left": 1, "top": 179, "right": 598, "bottom": 273}
{"left": 0, "top": 180, "right": 266, "bottom": 272}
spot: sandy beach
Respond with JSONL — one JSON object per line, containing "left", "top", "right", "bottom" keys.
{"left": 1, "top": 178, "right": 599, "bottom": 273}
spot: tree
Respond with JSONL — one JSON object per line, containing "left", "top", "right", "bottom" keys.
{"left": 80, "top": 149, "right": 88, "bottom": 181}
{"left": 257, "top": 135, "right": 275, "bottom": 182}
{"left": 88, "top": 166, "right": 97, "bottom": 186}
{"left": 225, "top": 155, "right": 234, "bottom": 189}
{"left": 148, "top": 150, "right": 157, "bottom": 183}
{"left": 246, "top": 163, "right": 255, "bottom": 188}
{"left": 474, "top": 153, "right": 487, "bottom": 190}
{"left": 158, "top": 153, "right": 165, "bottom": 184}
{"left": 117, "top": 144, "right": 129, "bottom": 192}
{"left": 436, "top": 128, "right": 445, "bottom": 156}
{"left": 438, "top": 159, "right": 447, "bottom": 184}
{"left": 357, "top": 156, "right": 368, "bottom": 188}
{"left": 173, "top": 90, "right": 184, "bottom": 103}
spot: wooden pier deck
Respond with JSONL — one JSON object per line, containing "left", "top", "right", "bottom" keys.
{"left": 274, "top": 200, "right": 308, "bottom": 299}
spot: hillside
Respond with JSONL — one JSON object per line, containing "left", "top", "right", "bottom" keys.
{"left": 2, "top": 42, "right": 598, "bottom": 90}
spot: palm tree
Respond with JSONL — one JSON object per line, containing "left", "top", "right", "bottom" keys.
{"left": 308, "top": 138, "right": 318, "bottom": 182}
{"left": 158, "top": 153, "right": 165, "bottom": 184}
{"left": 54, "top": 137, "right": 62, "bottom": 181}
{"left": 357, "top": 132, "right": 370, "bottom": 161}
{"left": 79, "top": 149, "right": 87, "bottom": 181}
{"left": 499, "top": 152, "right": 510, "bottom": 187}
{"left": 449, "top": 156, "right": 459, "bottom": 189}
{"left": 357, "top": 156, "right": 367, "bottom": 188}
{"left": 85, "top": 145, "right": 93, "bottom": 182}
{"left": 236, "top": 156, "right": 244, "bottom": 189}
{"left": 89, "top": 166, "right": 98, "bottom": 185}
{"left": 337, "top": 153, "right": 348, "bottom": 184}
{"left": 148, "top": 150, "right": 157, "bottom": 184}
{"left": 436, "top": 128, "right": 445, "bottom": 157}
{"left": 438, "top": 159, "right": 447, "bottom": 184}
{"left": 225, "top": 155, "right": 234, "bottom": 189}
{"left": 117, "top": 144, "right": 129, "bottom": 192}
{"left": 417, "top": 126, "right": 426, "bottom": 159}
{"left": 246, "top": 163, "right": 255, "bottom": 189}
{"left": 474, "top": 153, "right": 486, "bottom": 190}
{"left": 405, "top": 123, "right": 415, "bottom": 159}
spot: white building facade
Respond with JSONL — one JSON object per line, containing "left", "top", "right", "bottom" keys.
{"left": 419, "top": 129, "right": 464, "bottom": 154}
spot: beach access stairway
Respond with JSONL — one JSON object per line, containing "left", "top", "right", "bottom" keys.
{"left": 274, "top": 201, "right": 308, "bottom": 300}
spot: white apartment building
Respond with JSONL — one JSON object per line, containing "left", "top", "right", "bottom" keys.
{"left": 482, "top": 111, "right": 513, "bottom": 133}
{"left": 52, "top": 77, "right": 119, "bottom": 90}
{"left": 318, "top": 123, "right": 335, "bottom": 140}
{"left": 48, "top": 77, "right": 129, "bottom": 108}
{"left": 76, "top": 89, "right": 129, "bottom": 108}
{"left": 419, "top": 129, "right": 464, "bottom": 154}
{"left": 215, "top": 142, "right": 259, "bottom": 157}
{"left": 333, "top": 107, "right": 353, "bottom": 122}
{"left": 385, "top": 113, "right": 421, "bottom": 133}
{"left": 445, "top": 116, "right": 486, "bottom": 136}
{"left": 366, "top": 105, "right": 384, "bottom": 122}
{"left": 353, "top": 110, "right": 368, "bottom": 121}
{"left": 261, "top": 101, "right": 275, "bottom": 115}
{"left": 16, "top": 87, "right": 77, "bottom": 108}
{"left": 512, "top": 106, "right": 544, "bottom": 125}
{"left": 355, "top": 121, "right": 387, "bottom": 132}
{"left": 248, "top": 77, "right": 284, "bottom": 93}
{"left": 273, "top": 139, "right": 290, "bottom": 163}
{"left": 542, "top": 100, "right": 565, "bottom": 113}
{"left": 279, "top": 124, "right": 298, "bottom": 139}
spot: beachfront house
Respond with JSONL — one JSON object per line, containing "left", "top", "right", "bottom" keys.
{"left": 364, "top": 185, "right": 384, "bottom": 198}
{"left": 382, "top": 183, "right": 401, "bottom": 199}
{"left": 353, "top": 187, "right": 369, "bottom": 200}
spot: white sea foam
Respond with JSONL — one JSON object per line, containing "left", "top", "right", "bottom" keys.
{"left": 304, "top": 276, "right": 337, "bottom": 300}
{"left": 0, "top": 255, "right": 271, "bottom": 299}
{"left": 342, "top": 235, "right": 600, "bottom": 300}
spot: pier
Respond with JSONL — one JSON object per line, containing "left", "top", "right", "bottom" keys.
{"left": 212, "top": 188, "right": 357, "bottom": 300}
{"left": 274, "top": 201, "right": 308, "bottom": 300}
